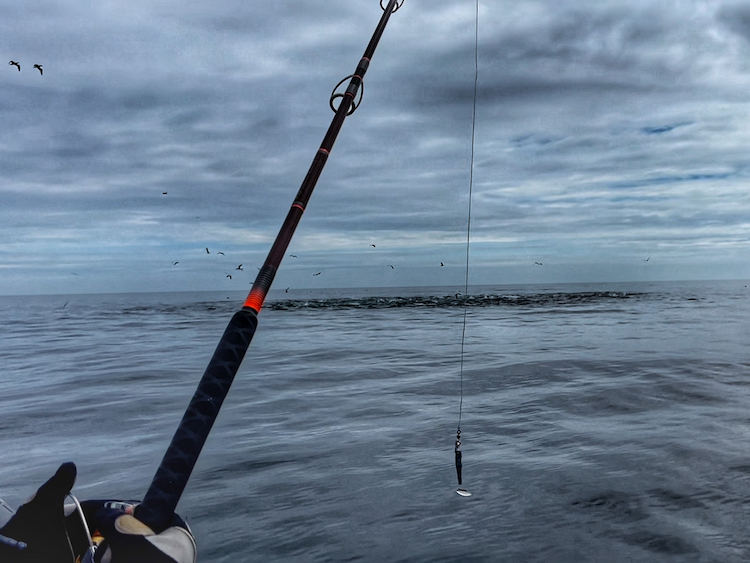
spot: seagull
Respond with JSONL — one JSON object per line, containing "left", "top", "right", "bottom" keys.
{"left": 313, "top": 272, "right": 321, "bottom": 276}
{"left": 206, "top": 248, "right": 210, "bottom": 254}
{"left": 289, "top": 254, "right": 297, "bottom": 258}
{"left": 285, "top": 287, "right": 290, "bottom": 293}
{"left": 534, "top": 262, "right": 543, "bottom": 266}
{"left": 217, "top": 252, "right": 225, "bottom": 256}
{"left": 440, "top": 262, "right": 444, "bottom": 267}
{"left": 226, "top": 274, "right": 232, "bottom": 279}
{"left": 644, "top": 257, "right": 650, "bottom": 262}
{"left": 370, "top": 244, "right": 376, "bottom": 247}
{"left": 162, "top": 192, "right": 168, "bottom": 195}
{"left": 236, "top": 264, "right": 243, "bottom": 271}
{"left": 387, "top": 265, "right": 394, "bottom": 269}
{"left": 33, "top": 64, "right": 42, "bottom": 75}
{"left": 8, "top": 60, "right": 20, "bottom": 71}
{"left": 173, "top": 261, "right": 179, "bottom": 266}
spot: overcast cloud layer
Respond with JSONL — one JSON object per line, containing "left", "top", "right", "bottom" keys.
{"left": 2, "top": 0, "right": 750, "bottom": 295}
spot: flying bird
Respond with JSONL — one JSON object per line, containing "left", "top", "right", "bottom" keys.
{"left": 217, "top": 252, "right": 225, "bottom": 256}
{"left": 33, "top": 64, "right": 42, "bottom": 75}
{"left": 534, "top": 262, "right": 543, "bottom": 266}
{"left": 289, "top": 254, "right": 297, "bottom": 258}
{"left": 370, "top": 244, "right": 376, "bottom": 247}
{"left": 226, "top": 274, "right": 232, "bottom": 279}
{"left": 162, "top": 192, "right": 168, "bottom": 195}
{"left": 644, "top": 257, "right": 650, "bottom": 262}
{"left": 387, "top": 265, "right": 394, "bottom": 269}
{"left": 313, "top": 272, "right": 321, "bottom": 276}
{"left": 206, "top": 248, "right": 210, "bottom": 254}
{"left": 285, "top": 287, "right": 290, "bottom": 293}
{"left": 236, "top": 264, "right": 243, "bottom": 271}
{"left": 8, "top": 60, "right": 20, "bottom": 71}
{"left": 173, "top": 261, "right": 179, "bottom": 266}
{"left": 440, "top": 262, "right": 444, "bottom": 267}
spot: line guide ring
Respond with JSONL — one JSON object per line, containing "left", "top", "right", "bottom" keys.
{"left": 381, "top": 0, "right": 405, "bottom": 12}
{"left": 329, "top": 75, "right": 364, "bottom": 115}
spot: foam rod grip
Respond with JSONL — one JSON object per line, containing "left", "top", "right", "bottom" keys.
{"left": 136, "top": 308, "right": 258, "bottom": 532}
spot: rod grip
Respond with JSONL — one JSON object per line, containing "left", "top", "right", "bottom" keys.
{"left": 136, "top": 308, "right": 258, "bottom": 532}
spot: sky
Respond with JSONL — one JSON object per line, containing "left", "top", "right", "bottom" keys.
{"left": 2, "top": 0, "right": 750, "bottom": 296}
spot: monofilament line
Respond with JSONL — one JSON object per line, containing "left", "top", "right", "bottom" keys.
{"left": 458, "top": 0, "right": 479, "bottom": 432}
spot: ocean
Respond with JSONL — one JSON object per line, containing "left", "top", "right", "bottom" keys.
{"left": 0, "top": 280, "right": 748, "bottom": 562}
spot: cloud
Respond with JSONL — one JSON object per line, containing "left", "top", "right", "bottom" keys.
{"left": 717, "top": 2, "right": 750, "bottom": 44}
{"left": 1, "top": 0, "right": 749, "bottom": 295}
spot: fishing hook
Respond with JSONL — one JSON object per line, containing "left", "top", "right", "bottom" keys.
{"left": 455, "top": 428, "right": 471, "bottom": 496}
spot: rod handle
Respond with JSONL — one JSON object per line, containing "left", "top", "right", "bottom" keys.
{"left": 136, "top": 308, "right": 258, "bottom": 532}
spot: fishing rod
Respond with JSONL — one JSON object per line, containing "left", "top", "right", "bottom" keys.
{"left": 136, "top": 0, "right": 405, "bottom": 533}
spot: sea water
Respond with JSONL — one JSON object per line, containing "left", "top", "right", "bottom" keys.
{"left": 0, "top": 280, "right": 748, "bottom": 561}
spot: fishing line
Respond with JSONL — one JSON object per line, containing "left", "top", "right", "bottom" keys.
{"left": 455, "top": 0, "right": 479, "bottom": 498}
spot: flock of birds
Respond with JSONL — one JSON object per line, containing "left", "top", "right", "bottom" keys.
{"left": 8, "top": 61, "right": 42, "bottom": 74}
{"left": 174, "top": 243, "right": 648, "bottom": 288}
{"left": 164, "top": 191, "right": 656, "bottom": 285}
{"left": 170, "top": 244, "right": 455, "bottom": 289}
